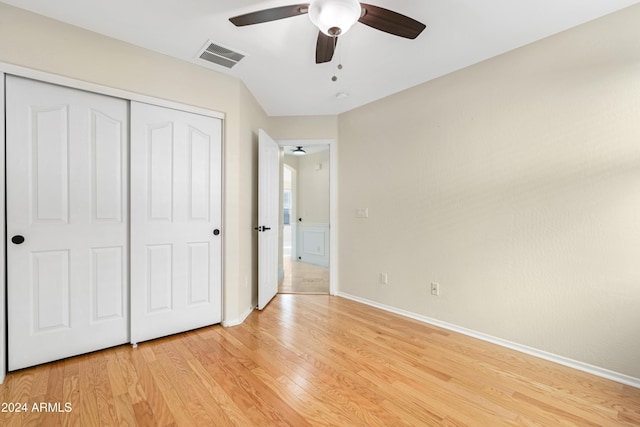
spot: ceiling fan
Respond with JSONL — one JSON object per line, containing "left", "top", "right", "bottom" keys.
{"left": 229, "top": 0, "right": 426, "bottom": 64}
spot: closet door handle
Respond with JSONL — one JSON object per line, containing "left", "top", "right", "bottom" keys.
{"left": 213, "top": 229, "right": 220, "bottom": 236}
{"left": 11, "top": 235, "right": 25, "bottom": 245}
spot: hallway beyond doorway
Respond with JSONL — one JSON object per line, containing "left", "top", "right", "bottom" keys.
{"left": 280, "top": 225, "right": 329, "bottom": 294}
{"left": 279, "top": 257, "right": 329, "bottom": 294}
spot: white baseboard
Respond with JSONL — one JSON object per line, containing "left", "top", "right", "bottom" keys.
{"left": 338, "top": 292, "right": 640, "bottom": 389}
{"left": 222, "top": 305, "right": 255, "bottom": 328}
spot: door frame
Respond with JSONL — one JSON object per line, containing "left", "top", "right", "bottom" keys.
{"left": 0, "top": 62, "right": 225, "bottom": 384}
{"left": 277, "top": 139, "right": 338, "bottom": 296}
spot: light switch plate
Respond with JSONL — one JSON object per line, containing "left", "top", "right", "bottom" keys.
{"left": 356, "top": 208, "right": 369, "bottom": 218}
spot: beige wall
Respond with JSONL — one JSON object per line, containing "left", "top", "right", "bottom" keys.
{"left": 0, "top": 3, "right": 240, "bottom": 116}
{"left": 270, "top": 115, "right": 338, "bottom": 140}
{"left": 338, "top": 4, "right": 640, "bottom": 379}
{"left": 297, "top": 150, "right": 331, "bottom": 224}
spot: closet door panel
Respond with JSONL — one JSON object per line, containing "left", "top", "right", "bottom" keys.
{"left": 91, "top": 246, "right": 125, "bottom": 321}
{"left": 93, "top": 110, "right": 124, "bottom": 222}
{"left": 32, "top": 106, "right": 69, "bottom": 222}
{"left": 130, "top": 101, "right": 222, "bottom": 344}
{"left": 187, "top": 242, "right": 211, "bottom": 306}
{"left": 148, "top": 123, "right": 174, "bottom": 221}
{"left": 6, "top": 76, "right": 129, "bottom": 371}
{"left": 189, "top": 127, "right": 211, "bottom": 220}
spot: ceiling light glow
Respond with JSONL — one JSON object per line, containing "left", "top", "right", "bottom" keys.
{"left": 309, "top": 0, "right": 362, "bottom": 37}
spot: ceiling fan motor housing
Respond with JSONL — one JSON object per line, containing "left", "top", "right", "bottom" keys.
{"left": 229, "top": 1, "right": 426, "bottom": 65}
{"left": 309, "top": 0, "right": 362, "bottom": 37}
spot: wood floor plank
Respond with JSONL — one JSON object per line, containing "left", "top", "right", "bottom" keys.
{"left": 126, "top": 344, "right": 176, "bottom": 426}
{"left": 232, "top": 317, "right": 400, "bottom": 425}
{"left": 77, "top": 353, "right": 100, "bottom": 427}
{"left": 154, "top": 340, "right": 223, "bottom": 426}
{"left": 219, "top": 323, "right": 371, "bottom": 425}
{"left": 252, "top": 366, "right": 361, "bottom": 426}
{"left": 202, "top": 333, "right": 311, "bottom": 426}
{"left": 186, "top": 357, "right": 254, "bottom": 426}
{"left": 113, "top": 347, "right": 146, "bottom": 406}
{"left": 132, "top": 399, "right": 156, "bottom": 426}
{"left": 3, "top": 369, "right": 38, "bottom": 427}
{"left": 90, "top": 350, "right": 120, "bottom": 426}
{"left": 62, "top": 367, "right": 80, "bottom": 427}
{"left": 146, "top": 356, "right": 198, "bottom": 427}
{"left": 44, "top": 360, "right": 65, "bottom": 405}
{"left": 1, "top": 294, "right": 639, "bottom": 426}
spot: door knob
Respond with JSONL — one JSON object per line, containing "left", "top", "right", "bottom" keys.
{"left": 11, "top": 235, "right": 25, "bottom": 244}
{"left": 213, "top": 229, "right": 220, "bottom": 236}
{"left": 262, "top": 226, "right": 271, "bottom": 231}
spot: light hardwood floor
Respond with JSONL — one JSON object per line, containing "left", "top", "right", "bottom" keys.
{"left": 1, "top": 295, "right": 639, "bottom": 426}
{"left": 279, "top": 257, "right": 329, "bottom": 294}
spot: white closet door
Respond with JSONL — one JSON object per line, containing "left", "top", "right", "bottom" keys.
{"left": 6, "top": 76, "right": 129, "bottom": 371}
{"left": 130, "top": 101, "right": 222, "bottom": 344}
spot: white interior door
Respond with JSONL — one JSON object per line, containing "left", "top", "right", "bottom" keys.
{"left": 258, "top": 129, "right": 280, "bottom": 310}
{"left": 130, "top": 101, "right": 222, "bottom": 344}
{"left": 6, "top": 76, "right": 129, "bottom": 370}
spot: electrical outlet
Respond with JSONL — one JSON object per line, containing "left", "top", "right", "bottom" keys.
{"left": 380, "top": 273, "right": 388, "bottom": 285}
{"left": 430, "top": 282, "right": 440, "bottom": 296}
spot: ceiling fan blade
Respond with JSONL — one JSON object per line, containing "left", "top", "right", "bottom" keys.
{"left": 359, "top": 3, "right": 426, "bottom": 39}
{"left": 316, "top": 32, "right": 337, "bottom": 64}
{"left": 230, "top": 4, "right": 310, "bottom": 26}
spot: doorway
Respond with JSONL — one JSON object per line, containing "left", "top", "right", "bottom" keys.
{"left": 279, "top": 144, "right": 330, "bottom": 294}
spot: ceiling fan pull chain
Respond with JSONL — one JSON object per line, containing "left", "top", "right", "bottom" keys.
{"left": 336, "top": 36, "right": 343, "bottom": 70}
{"left": 331, "top": 37, "right": 346, "bottom": 82}
{"left": 332, "top": 37, "right": 339, "bottom": 81}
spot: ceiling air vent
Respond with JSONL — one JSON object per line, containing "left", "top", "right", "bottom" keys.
{"left": 197, "top": 41, "right": 245, "bottom": 69}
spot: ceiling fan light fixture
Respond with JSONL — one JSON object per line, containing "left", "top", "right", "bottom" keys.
{"left": 309, "top": 0, "right": 362, "bottom": 37}
{"left": 292, "top": 146, "right": 307, "bottom": 156}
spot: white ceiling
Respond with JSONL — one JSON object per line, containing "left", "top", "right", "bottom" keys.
{"left": 3, "top": 0, "right": 638, "bottom": 116}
